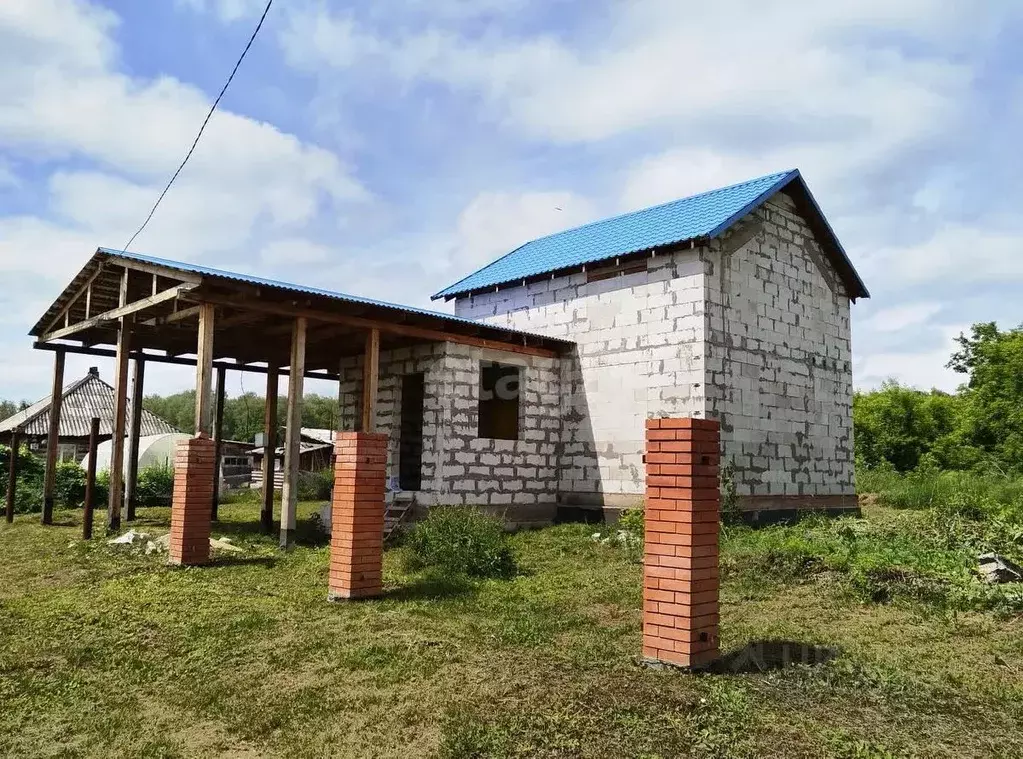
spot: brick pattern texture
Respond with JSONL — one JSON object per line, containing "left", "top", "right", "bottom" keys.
{"left": 642, "top": 417, "right": 721, "bottom": 669}
{"left": 328, "top": 432, "right": 388, "bottom": 601}
{"left": 169, "top": 435, "right": 215, "bottom": 566}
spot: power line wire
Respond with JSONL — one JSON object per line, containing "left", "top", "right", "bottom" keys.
{"left": 121, "top": 0, "right": 274, "bottom": 252}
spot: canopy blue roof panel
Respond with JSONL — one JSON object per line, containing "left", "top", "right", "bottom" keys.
{"left": 433, "top": 169, "right": 868, "bottom": 300}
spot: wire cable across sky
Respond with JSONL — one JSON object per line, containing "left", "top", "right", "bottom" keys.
{"left": 121, "top": 0, "right": 274, "bottom": 253}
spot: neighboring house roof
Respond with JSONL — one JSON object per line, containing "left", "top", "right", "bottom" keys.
{"left": 0, "top": 369, "right": 179, "bottom": 438}
{"left": 432, "top": 169, "right": 869, "bottom": 301}
{"left": 251, "top": 441, "right": 332, "bottom": 457}
{"left": 301, "top": 428, "right": 336, "bottom": 445}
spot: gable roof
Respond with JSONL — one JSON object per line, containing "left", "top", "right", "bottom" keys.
{"left": 0, "top": 370, "right": 180, "bottom": 438}
{"left": 432, "top": 169, "right": 869, "bottom": 301}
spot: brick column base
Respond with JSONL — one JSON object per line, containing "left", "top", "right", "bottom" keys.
{"left": 169, "top": 435, "right": 215, "bottom": 566}
{"left": 328, "top": 432, "right": 387, "bottom": 601}
{"left": 642, "top": 417, "right": 721, "bottom": 670}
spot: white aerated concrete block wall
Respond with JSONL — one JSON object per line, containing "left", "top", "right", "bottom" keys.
{"left": 705, "top": 197, "right": 855, "bottom": 506}
{"left": 339, "top": 341, "right": 562, "bottom": 523}
{"left": 455, "top": 196, "right": 857, "bottom": 512}
{"left": 455, "top": 248, "right": 709, "bottom": 508}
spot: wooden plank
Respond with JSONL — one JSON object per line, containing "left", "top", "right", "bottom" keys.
{"left": 361, "top": 327, "right": 380, "bottom": 433}
{"left": 5, "top": 431, "right": 19, "bottom": 523}
{"left": 114, "top": 257, "right": 202, "bottom": 284}
{"left": 125, "top": 358, "right": 145, "bottom": 521}
{"left": 140, "top": 304, "right": 201, "bottom": 327}
{"left": 280, "top": 317, "right": 306, "bottom": 549}
{"left": 83, "top": 417, "right": 100, "bottom": 540}
{"left": 194, "top": 303, "right": 216, "bottom": 435}
{"left": 106, "top": 317, "right": 132, "bottom": 533}
{"left": 41, "top": 348, "right": 66, "bottom": 525}
{"left": 40, "top": 283, "right": 197, "bottom": 342}
{"left": 261, "top": 366, "right": 278, "bottom": 535}
{"left": 43, "top": 264, "right": 104, "bottom": 336}
{"left": 190, "top": 294, "right": 564, "bottom": 359}
{"left": 212, "top": 366, "right": 226, "bottom": 521}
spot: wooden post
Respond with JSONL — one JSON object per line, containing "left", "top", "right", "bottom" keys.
{"left": 194, "top": 303, "right": 216, "bottom": 436}
{"left": 261, "top": 366, "right": 278, "bottom": 534}
{"left": 125, "top": 358, "right": 145, "bottom": 521}
{"left": 41, "top": 348, "right": 66, "bottom": 524}
{"left": 107, "top": 317, "right": 132, "bottom": 533}
{"left": 212, "top": 366, "right": 226, "bottom": 521}
{"left": 5, "top": 431, "right": 20, "bottom": 523}
{"left": 83, "top": 417, "right": 100, "bottom": 540}
{"left": 361, "top": 328, "right": 380, "bottom": 433}
{"left": 280, "top": 317, "right": 306, "bottom": 549}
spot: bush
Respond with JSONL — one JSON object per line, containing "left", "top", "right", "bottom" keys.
{"left": 54, "top": 461, "right": 87, "bottom": 506}
{"left": 404, "top": 507, "right": 517, "bottom": 578}
{"left": 136, "top": 464, "right": 174, "bottom": 506}
{"left": 297, "top": 469, "right": 333, "bottom": 501}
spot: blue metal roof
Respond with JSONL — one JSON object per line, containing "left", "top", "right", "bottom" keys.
{"left": 433, "top": 169, "right": 802, "bottom": 300}
{"left": 96, "top": 248, "right": 503, "bottom": 327}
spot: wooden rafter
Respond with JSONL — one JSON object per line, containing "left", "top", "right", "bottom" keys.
{"left": 40, "top": 283, "right": 198, "bottom": 343}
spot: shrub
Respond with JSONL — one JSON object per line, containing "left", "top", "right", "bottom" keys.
{"left": 404, "top": 507, "right": 516, "bottom": 578}
{"left": 136, "top": 464, "right": 174, "bottom": 506}
{"left": 297, "top": 469, "right": 333, "bottom": 501}
{"left": 54, "top": 461, "right": 87, "bottom": 506}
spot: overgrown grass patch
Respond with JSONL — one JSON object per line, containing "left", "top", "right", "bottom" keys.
{"left": 2, "top": 501, "right": 1023, "bottom": 757}
{"left": 722, "top": 508, "right": 1023, "bottom": 614}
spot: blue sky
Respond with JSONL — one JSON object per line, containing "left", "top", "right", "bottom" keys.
{"left": 1, "top": 0, "right": 1022, "bottom": 402}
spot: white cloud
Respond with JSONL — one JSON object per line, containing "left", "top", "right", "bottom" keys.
{"left": 882, "top": 225, "right": 1023, "bottom": 285}
{"left": 863, "top": 303, "right": 943, "bottom": 334}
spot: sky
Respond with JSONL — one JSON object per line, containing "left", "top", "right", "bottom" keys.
{"left": 1, "top": 0, "right": 1022, "bottom": 404}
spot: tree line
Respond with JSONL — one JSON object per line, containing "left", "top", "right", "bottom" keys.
{"left": 0, "top": 391, "right": 343, "bottom": 443}
{"left": 854, "top": 322, "right": 1023, "bottom": 473}
{"left": 142, "top": 391, "right": 344, "bottom": 442}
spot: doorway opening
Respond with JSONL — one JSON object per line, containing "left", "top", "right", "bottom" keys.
{"left": 398, "top": 372, "right": 425, "bottom": 491}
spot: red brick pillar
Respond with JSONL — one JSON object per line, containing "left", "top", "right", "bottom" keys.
{"left": 642, "top": 417, "right": 721, "bottom": 670}
{"left": 328, "top": 431, "right": 388, "bottom": 601}
{"left": 169, "top": 434, "right": 215, "bottom": 566}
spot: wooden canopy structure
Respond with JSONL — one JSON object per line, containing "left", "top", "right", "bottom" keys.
{"left": 25, "top": 248, "right": 572, "bottom": 543}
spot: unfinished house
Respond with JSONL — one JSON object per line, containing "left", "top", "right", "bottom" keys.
{"left": 24, "top": 168, "right": 866, "bottom": 540}
{"left": 434, "top": 169, "right": 869, "bottom": 521}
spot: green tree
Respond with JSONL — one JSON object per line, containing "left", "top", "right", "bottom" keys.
{"left": 948, "top": 322, "right": 1023, "bottom": 470}
{"left": 853, "top": 382, "right": 974, "bottom": 471}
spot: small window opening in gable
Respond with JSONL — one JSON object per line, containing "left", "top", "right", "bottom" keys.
{"left": 478, "top": 362, "right": 520, "bottom": 440}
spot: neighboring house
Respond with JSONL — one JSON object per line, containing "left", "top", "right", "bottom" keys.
{"left": 0, "top": 367, "right": 179, "bottom": 462}
{"left": 370, "top": 169, "right": 865, "bottom": 522}
{"left": 251, "top": 428, "right": 334, "bottom": 484}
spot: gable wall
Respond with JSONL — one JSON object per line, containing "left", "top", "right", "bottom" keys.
{"left": 454, "top": 248, "right": 711, "bottom": 507}
{"left": 704, "top": 196, "right": 856, "bottom": 511}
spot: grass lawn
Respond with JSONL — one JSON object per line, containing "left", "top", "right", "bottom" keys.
{"left": 2, "top": 502, "right": 1023, "bottom": 758}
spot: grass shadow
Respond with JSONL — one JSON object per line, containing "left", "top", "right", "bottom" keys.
{"left": 209, "top": 555, "right": 279, "bottom": 569}
{"left": 710, "top": 640, "right": 839, "bottom": 674}
{"left": 384, "top": 573, "right": 478, "bottom": 601}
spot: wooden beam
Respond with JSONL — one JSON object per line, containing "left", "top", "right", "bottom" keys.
{"left": 361, "top": 328, "right": 380, "bottom": 433}
{"left": 141, "top": 304, "right": 201, "bottom": 327}
{"left": 125, "top": 358, "right": 145, "bottom": 521}
{"left": 194, "top": 303, "right": 216, "bottom": 435}
{"left": 40, "top": 283, "right": 198, "bottom": 342}
{"left": 212, "top": 366, "right": 226, "bottom": 521}
{"left": 33, "top": 342, "right": 338, "bottom": 381}
{"left": 41, "top": 348, "right": 66, "bottom": 525}
{"left": 261, "top": 366, "right": 278, "bottom": 535}
{"left": 280, "top": 317, "right": 306, "bottom": 549}
{"left": 5, "top": 431, "right": 19, "bottom": 523}
{"left": 107, "top": 317, "right": 132, "bottom": 533}
{"left": 114, "top": 257, "right": 202, "bottom": 284}
{"left": 43, "top": 264, "right": 104, "bottom": 336}
{"left": 190, "top": 294, "right": 564, "bottom": 359}
{"left": 83, "top": 417, "right": 99, "bottom": 540}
